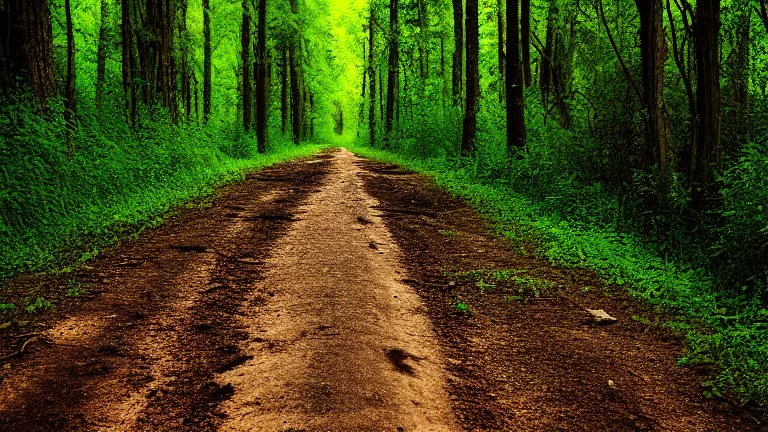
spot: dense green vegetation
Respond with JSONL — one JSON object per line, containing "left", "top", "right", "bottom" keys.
{"left": 2, "top": 0, "right": 768, "bottom": 412}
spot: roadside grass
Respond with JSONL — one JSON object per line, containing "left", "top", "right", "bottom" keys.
{"left": 349, "top": 144, "right": 768, "bottom": 410}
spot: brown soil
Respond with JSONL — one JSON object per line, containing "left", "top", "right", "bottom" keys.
{"left": 0, "top": 148, "right": 763, "bottom": 431}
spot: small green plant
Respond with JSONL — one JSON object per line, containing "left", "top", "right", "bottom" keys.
{"left": 476, "top": 280, "right": 496, "bottom": 293}
{"left": 25, "top": 297, "right": 54, "bottom": 314}
{"left": 510, "top": 276, "right": 554, "bottom": 298}
{"left": 453, "top": 299, "right": 471, "bottom": 315}
{"left": 66, "top": 278, "right": 86, "bottom": 297}
{"left": 0, "top": 303, "right": 16, "bottom": 312}
{"left": 438, "top": 230, "right": 458, "bottom": 237}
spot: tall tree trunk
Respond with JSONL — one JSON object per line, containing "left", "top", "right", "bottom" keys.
{"left": 461, "top": 0, "right": 479, "bottom": 155}
{"left": 451, "top": 0, "right": 463, "bottom": 105}
{"left": 64, "top": 0, "right": 77, "bottom": 154}
{"left": 240, "top": 0, "right": 251, "bottom": 132}
{"left": 203, "top": 0, "right": 211, "bottom": 123}
{"left": 540, "top": 0, "right": 554, "bottom": 109}
{"left": 121, "top": 0, "right": 137, "bottom": 127}
{"left": 506, "top": 0, "right": 526, "bottom": 151}
{"left": 254, "top": 0, "right": 267, "bottom": 153}
{"left": 416, "top": 0, "right": 429, "bottom": 79}
{"left": 385, "top": 0, "right": 399, "bottom": 142}
{"left": 689, "top": 0, "right": 721, "bottom": 209}
{"left": 635, "top": 0, "right": 670, "bottom": 179}
{"left": 521, "top": 0, "right": 531, "bottom": 87}
{"left": 96, "top": 0, "right": 109, "bottom": 110}
{"left": 497, "top": 0, "right": 505, "bottom": 103}
{"left": 289, "top": 45, "right": 300, "bottom": 143}
{"left": 179, "top": 0, "right": 191, "bottom": 120}
{"left": 368, "top": 7, "right": 376, "bottom": 146}
{"left": 0, "top": 0, "right": 57, "bottom": 109}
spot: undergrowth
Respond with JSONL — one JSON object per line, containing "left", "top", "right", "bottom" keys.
{"left": 350, "top": 143, "right": 768, "bottom": 410}
{"left": 0, "top": 101, "right": 323, "bottom": 281}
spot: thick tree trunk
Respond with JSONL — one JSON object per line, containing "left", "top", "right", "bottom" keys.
{"left": 240, "top": 0, "right": 251, "bottom": 132}
{"left": 461, "top": 0, "right": 479, "bottom": 156}
{"left": 635, "top": 0, "right": 670, "bottom": 176}
{"left": 203, "top": 0, "right": 212, "bottom": 123}
{"left": 0, "top": 0, "right": 57, "bottom": 108}
{"left": 254, "top": 0, "right": 267, "bottom": 153}
{"left": 521, "top": 0, "right": 531, "bottom": 87}
{"left": 64, "top": 0, "right": 77, "bottom": 154}
{"left": 451, "top": 0, "right": 463, "bottom": 105}
{"left": 689, "top": 0, "right": 721, "bottom": 209}
{"left": 385, "top": 0, "right": 399, "bottom": 142}
{"left": 368, "top": 8, "right": 376, "bottom": 146}
{"left": 179, "top": 0, "right": 191, "bottom": 120}
{"left": 506, "top": 0, "right": 526, "bottom": 151}
{"left": 96, "top": 0, "right": 109, "bottom": 110}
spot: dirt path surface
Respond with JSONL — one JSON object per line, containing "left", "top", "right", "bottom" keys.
{"left": 0, "top": 148, "right": 763, "bottom": 431}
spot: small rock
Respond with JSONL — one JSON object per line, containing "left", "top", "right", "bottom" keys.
{"left": 586, "top": 309, "right": 617, "bottom": 325}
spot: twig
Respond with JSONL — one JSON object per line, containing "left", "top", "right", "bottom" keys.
{"left": 0, "top": 335, "right": 44, "bottom": 362}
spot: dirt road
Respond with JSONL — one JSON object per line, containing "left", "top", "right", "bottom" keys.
{"left": 0, "top": 149, "right": 762, "bottom": 431}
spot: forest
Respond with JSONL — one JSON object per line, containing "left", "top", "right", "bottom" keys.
{"left": 2, "top": 0, "right": 768, "bottom": 426}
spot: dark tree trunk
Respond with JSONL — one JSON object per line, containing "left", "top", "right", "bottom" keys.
{"left": 136, "top": 0, "right": 177, "bottom": 119}
{"left": 96, "top": 0, "right": 109, "bottom": 110}
{"left": 64, "top": 0, "right": 77, "bottom": 154}
{"left": 240, "top": 0, "right": 251, "bottom": 132}
{"left": 497, "top": 0, "right": 505, "bottom": 103}
{"left": 254, "top": 0, "right": 267, "bottom": 153}
{"left": 0, "top": 0, "right": 57, "bottom": 109}
{"left": 635, "top": 0, "right": 670, "bottom": 176}
{"left": 521, "top": 0, "right": 531, "bottom": 87}
{"left": 179, "top": 0, "right": 191, "bottom": 120}
{"left": 203, "top": 0, "right": 211, "bottom": 123}
{"left": 121, "top": 0, "right": 138, "bottom": 127}
{"left": 368, "top": 8, "right": 376, "bottom": 146}
{"left": 385, "top": 0, "right": 399, "bottom": 142}
{"left": 461, "top": 0, "right": 479, "bottom": 156}
{"left": 506, "top": 0, "right": 526, "bottom": 151}
{"left": 689, "top": 0, "right": 721, "bottom": 209}
{"left": 451, "top": 0, "right": 463, "bottom": 105}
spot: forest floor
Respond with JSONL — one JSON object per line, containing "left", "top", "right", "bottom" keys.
{"left": 0, "top": 148, "right": 763, "bottom": 431}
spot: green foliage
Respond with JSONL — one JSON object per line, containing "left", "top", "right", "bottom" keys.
{"left": 0, "top": 100, "right": 323, "bottom": 280}
{"left": 25, "top": 297, "right": 54, "bottom": 314}
{"left": 351, "top": 142, "right": 768, "bottom": 408}
{"left": 453, "top": 299, "right": 471, "bottom": 315}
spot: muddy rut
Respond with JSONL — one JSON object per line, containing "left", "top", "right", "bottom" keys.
{"left": 0, "top": 149, "right": 763, "bottom": 431}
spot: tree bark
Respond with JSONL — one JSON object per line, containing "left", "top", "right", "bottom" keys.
{"left": 385, "top": 0, "right": 399, "bottom": 143}
{"left": 254, "top": 0, "right": 267, "bottom": 153}
{"left": 0, "top": 0, "right": 57, "bottom": 108}
{"left": 451, "top": 0, "right": 463, "bottom": 105}
{"left": 179, "top": 0, "right": 191, "bottom": 120}
{"left": 689, "top": 0, "right": 721, "bottom": 209}
{"left": 635, "top": 0, "right": 670, "bottom": 179}
{"left": 461, "top": 0, "right": 479, "bottom": 156}
{"left": 203, "top": 0, "right": 212, "bottom": 123}
{"left": 506, "top": 0, "right": 526, "bottom": 151}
